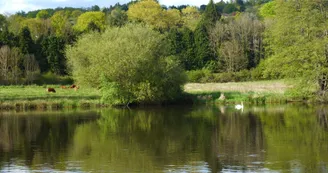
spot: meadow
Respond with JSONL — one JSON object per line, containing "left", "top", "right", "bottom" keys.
{"left": 0, "top": 85, "right": 102, "bottom": 110}
{"left": 0, "top": 80, "right": 294, "bottom": 110}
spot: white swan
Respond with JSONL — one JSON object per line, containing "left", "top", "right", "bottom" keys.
{"left": 235, "top": 102, "right": 244, "bottom": 110}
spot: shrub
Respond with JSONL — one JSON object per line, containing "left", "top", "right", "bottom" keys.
{"left": 67, "top": 24, "right": 186, "bottom": 105}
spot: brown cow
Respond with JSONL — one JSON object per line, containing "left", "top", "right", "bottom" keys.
{"left": 60, "top": 85, "right": 67, "bottom": 89}
{"left": 74, "top": 86, "right": 80, "bottom": 91}
{"left": 46, "top": 88, "right": 56, "bottom": 93}
{"left": 69, "top": 84, "right": 76, "bottom": 89}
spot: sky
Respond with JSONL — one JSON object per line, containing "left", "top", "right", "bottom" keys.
{"left": 0, "top": 0, "right": 224, "bottom": 15}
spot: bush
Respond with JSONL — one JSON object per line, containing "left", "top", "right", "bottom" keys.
{"left": 67, "top": 24, "right": 186, "bottom": 105}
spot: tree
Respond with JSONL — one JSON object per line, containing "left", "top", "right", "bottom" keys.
{"left": 181, "top": 6, "right": 200, "bottom": 31}
{"left": 51, "top": 11, "right": 72, "bottom": 36}
{"left": 0, "top": 46, "right": 22, "bottom": 84}
{"left": 66, "top": 24, "right": 186, "bottom": 105}
{"left": 209, "top": 13, "right": 265, "bottom": 72}
{"left": 0, "top": 14, "right": 7, "bottom": 31}
{"left": 262, "top": 0, "right": 328, "bottom": 95}
{"left": 167, "top": 27, "right": 197, "bottom": 70}
{"left": 22, "top": 18, "right": 51, "bottom": 40}
{"left": 24, "top": 54, "right": 40, "bottom": 84}
{"left": 203, "top": 0, "right": 221, "bottom": 26}
{"left": 36, "top": 10, "right": 49, "bottom": 19}
{"left": 108, "top": 8, "right": 128, "bottom": 27}
{"left": 41, "top": 36, "right": 66, "bottom": 75}
{"left": 259, "top": 1, "right": 276, "bottom": 18}
{"left": 193, "top": 0, "right": 221, "bottom": 70}
{"left": 127, "top": 0, "right": 181, "bottom": 31}
{"left": 91, "top": 5, "right": 100, "bottom": 11}
{"left": 74, "top": 11, "right": 106, "bottom": 32}
{"left": 18, "top": 26, "right": 34, "bottom": 54}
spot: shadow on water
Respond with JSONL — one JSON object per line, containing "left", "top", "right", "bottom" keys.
{"left": 0, "top": 104, "right": 327, "bottom": 172}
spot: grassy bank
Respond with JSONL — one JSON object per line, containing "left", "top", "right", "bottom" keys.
{"left": 0, "top": 85, "right": 105, "bottom": 110}
{"left": 0, "top": 80, "right": 296, "bottom": 110}
{"left": 184, "top": 80, "right": 297, "bottom": 105}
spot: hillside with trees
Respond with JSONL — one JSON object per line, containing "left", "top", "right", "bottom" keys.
{"left": 1, "top": 0, "right": 327, "bottom": 104}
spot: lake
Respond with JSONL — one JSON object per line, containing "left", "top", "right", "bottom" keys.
{"left": 0, "top": 104, "right": 327, "bottom": 172}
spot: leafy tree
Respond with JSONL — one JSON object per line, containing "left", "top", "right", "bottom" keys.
{"left": 127, "top": 0, "right": 181, "bottom": 31}
{"left": 22, "top": 18, "right": 51, "bottom": 40}
{"left": 209, "top": 13, "right": 265, "bottom": 72}
{"left": 36, "top": 10, "right": 50, "bottom": 19}
{"left": 262, "top": 0, "right": 328, "bottom": 95}
{"left": 181, "top": 6, "right": 200, "bottom": 31}
{"left": 0, "top": 29, "right": 18, "bottom": 47}
{"left": 74, "top": 11, "right": 106, "bottom": 32}
{"left": 108, "top": 8, "right": 128, "bottom": 27}
{"left": 259, "top": 1, "right": 276, "bottom": 18}
{"left": 7, "top": 15, "right": 25, "bottom": 35}
{"left": 51, "top": 11, "right": 72, "bottom": 36}
{"left": 66, "top": 24, "right": 186, "bottom": 105}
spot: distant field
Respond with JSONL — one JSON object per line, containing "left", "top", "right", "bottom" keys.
{"left": 0, "top": 81, "right": 292, "bottom": 110}
{"left": 0, "top": 85, "right": 101, "bottom": 102}
{"left": 184, "top": 80, "right": 290, "bottom": 94}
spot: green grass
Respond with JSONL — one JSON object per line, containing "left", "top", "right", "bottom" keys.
{"left": 0, "top": 80, "right": 299, "bottom": 110}
{"left": 0, "top": 85, "right": 104, "bottom": 110}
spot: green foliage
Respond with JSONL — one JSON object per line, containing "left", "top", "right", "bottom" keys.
{"left": 259, "top": 1, "right": 276, "bottom": 18}
{"left": 74, "top": 11, "right": 106, "bottom": 32}
{"left": 36, "top": 10, "right": 50, "bottom": 19}
{"left": 262, "top": 0, "right": 328, "bottom": 95}
{"left": 202, "top": 0, "right": 221, "bottom": 26}
{"left": 194, "top": 22, "right": 215, "bottom": 69}
{"left": 18, "top": 26, "right": 34, "bottom": 54}
{"left": 67, "top": 24, "right": 186, "bottom": 105}
{"left": 108, "top": 8, "right": 128, "bottom": 27}
{"left": 167, "top": 27, "right": 197, "bottom": 70}
{"left": 41, "top": 36, "right": 66, "bottom": 75}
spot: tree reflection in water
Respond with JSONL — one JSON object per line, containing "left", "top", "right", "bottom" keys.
{"left": 0, "top": 105, "right": 327, "bottom": 172}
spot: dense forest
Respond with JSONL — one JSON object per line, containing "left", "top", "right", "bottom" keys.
{"left": 0, "top": 0, "right": 327, "bottom": 104}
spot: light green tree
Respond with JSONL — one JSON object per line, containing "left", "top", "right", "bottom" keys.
{"left": 262, "top": 0, "right": 328, "bottom": 96}
{"left": 66, "top": 24, "right": 186, "bottom": 105}
{"left": 74, "top": 11, "right": 105, "bottom": 32}
{"left": 127, "top": 0, "right": 181, "bottom": 31}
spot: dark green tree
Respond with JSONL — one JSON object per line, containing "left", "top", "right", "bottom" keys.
{"left": 203, "top": 0, "right": 221, "bottom": 26}
{"left": 18, "top": 27, "right": 34, "bottom": 54}
{"left": 193, "top": 0, "right": 220, "bottom": 70}
{"left": 167, "top": 28, "right": 196, "bottom": 70}
{"left": 41, "top": 36, "right": 66, "bottom": 74}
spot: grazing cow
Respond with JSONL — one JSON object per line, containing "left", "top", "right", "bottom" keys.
{"left": 60, "top": 85, "right": 67, "bottom": 89}
{"left": 69, "top": 84, "right": 76, "bottom": 89}
{"left": 46, "top": 88, "right": 56, "bottom": 93}
{"left": 74, "top": 86, "right": 80, "bottom": 91}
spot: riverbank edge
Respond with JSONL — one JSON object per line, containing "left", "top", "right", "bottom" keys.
{"left": 0, "top": 91, "right": 306, "bottom": 111}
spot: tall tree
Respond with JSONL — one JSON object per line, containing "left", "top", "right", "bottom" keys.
{"left": 262, "top": 0, "right": 328, "bottom": 95}
{"left": 193, "top": 0, "right": 221, "bottom": 70}
{"left": 18, "top": 26, "right": 34, "bottom": 54}
{"left": 41, "top": 36, "right": 66, "bottom": 75}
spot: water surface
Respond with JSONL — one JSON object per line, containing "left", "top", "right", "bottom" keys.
{"left": 0, "top": 105, "right": 328, "bottom": 172}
